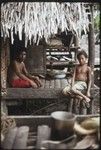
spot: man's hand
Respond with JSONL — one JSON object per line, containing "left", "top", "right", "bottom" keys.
{"left": 32, "top": 76, "right": 42, "bottom": 87}
{"left": 30, "top": 80, "right": 37, "bottom": 88}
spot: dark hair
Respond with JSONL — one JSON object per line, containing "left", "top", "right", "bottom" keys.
{"left": 77, "top": 50, "right": 88, "bottom": 60}
{"left": 15, "top": 48, "right": 27, "bottom": 59}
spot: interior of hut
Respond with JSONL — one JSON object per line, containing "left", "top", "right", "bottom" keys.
{"left": 9, "top": 29, "right": 78, "bottom": 79}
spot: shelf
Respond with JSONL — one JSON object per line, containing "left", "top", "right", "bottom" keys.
{"left": 46, "top": 61, "right": 76, "bottom": 67}
{"left": 45, "top": 46, "right": 78, "bottom": 69}
{"left": 46, "top": 52, "right": 70, "bottom": 55}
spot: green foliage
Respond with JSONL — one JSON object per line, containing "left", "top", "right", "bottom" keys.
{"left": 94, "top": 14, "right": 100, "bottom": 32}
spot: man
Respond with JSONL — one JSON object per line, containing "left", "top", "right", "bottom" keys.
{"left": 8, "top": 49, "right": 42, "bottom": 88}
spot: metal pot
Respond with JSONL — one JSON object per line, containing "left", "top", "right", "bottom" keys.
{"left": 51, "top": 111, "right": 76, "bottom": 140}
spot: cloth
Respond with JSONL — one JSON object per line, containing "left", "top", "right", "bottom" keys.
{"left": 62, "top": 81, "right": 87, "bottom": 95}
{"left": 11, "top": 79, "right": 31, "bottom": 88}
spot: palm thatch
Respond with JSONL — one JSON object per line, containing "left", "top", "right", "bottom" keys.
{"left": 1, "top": 2, "right": 89, "bottom": 47}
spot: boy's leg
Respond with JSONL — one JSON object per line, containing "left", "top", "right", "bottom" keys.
{"left": 62, "top": 84, "right": 71, "bottom": 96}
{"left": 72, "top": 89, "right": 90, "bottom": 102}
{"left": 71, "top": 81, "right": 90, "bottom": 103}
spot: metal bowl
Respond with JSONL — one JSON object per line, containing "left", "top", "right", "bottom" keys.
{"left": 54, "top": 73, "right": 66, "bottom": 79}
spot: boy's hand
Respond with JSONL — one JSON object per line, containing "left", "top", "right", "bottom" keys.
{"left": 86, "top": 91, "right": 91, "bottom": 97}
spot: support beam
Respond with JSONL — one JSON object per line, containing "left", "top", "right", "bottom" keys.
{"left": 88, "top": 5, "right": 95, "bottom": 86}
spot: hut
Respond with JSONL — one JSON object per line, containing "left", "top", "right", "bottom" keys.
{"left": 1, "top": 2, "right": 99, "bottom": 115}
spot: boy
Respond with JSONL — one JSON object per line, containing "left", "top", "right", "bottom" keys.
{"left": 62, "top": 50, "right": 91, "bottom": 106}
{"left": 8, "top": 49, "right": 42, "bottom": 88}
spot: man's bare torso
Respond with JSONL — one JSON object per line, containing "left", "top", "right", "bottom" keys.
{"left": 75, "top": 64, "right": 88, "bottom": 82}
{"left": 9, "top": 60, "right": 24, "bottom": 81}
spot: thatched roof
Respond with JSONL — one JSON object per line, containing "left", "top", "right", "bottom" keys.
{"left": 1, "top": 2, "right": 90, "bottom": 47}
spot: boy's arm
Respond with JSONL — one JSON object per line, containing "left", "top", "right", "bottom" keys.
{"left": 86, "top": 67, "right": 92, "bottom": 97}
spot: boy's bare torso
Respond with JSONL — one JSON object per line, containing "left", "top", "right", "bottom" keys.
{"left": 75, "top": 64, "right": 88, "bottom": 82}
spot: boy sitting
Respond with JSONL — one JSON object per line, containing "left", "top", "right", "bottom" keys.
{"left": 62, "top": 50, "right": 92, "bottom": 107}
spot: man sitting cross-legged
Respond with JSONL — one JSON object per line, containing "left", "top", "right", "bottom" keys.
{"left": 8, "top": 49, "right": 42, "bottom": 88}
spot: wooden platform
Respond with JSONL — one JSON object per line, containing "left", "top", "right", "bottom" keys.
{"left": 1, "top": 78, "right": 99, "bottom": 115}
{"left": 2, "top": 78, "right": 68, "bottom": 100}
{"left": 2, "top": 78, "right": 99, "bottom": 100}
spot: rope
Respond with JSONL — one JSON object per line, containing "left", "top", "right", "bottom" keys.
{"left": 1, "top": 112, "right": 16, "bottom": 135}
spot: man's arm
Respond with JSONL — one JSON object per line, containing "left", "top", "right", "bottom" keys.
{"left": 86, "top": 67, "right": 92, "bottom": 97}
{"left": 22, "top": 63, "right": 37, "bottom": 79}
{"left": 22, "top": 62, "right": 42, "bottom": 87}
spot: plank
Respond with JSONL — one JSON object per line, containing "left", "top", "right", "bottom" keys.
{"left": 49, "top": 79, "right": 55, "bottom": 89}
{"left": 54, "top": 79, "right": 61, "bottom": 88}
{"left": 60, "top": 79, "right": 68, "bottom": 88}
{"left": 44, "top": 79, "right": 50, "bottom": 88}
{"left": 12, "top": 126, "right": 29, "bottom": 149}
{"left": 1, "top": 127, "right": 18, "bottom": 149}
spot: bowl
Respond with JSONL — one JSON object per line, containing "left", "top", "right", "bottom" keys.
{"left": 54, "top": 73, "right": 66, "bottom": 79}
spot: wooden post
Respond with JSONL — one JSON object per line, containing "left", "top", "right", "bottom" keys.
{"left": 74, "top": 34, "right": 79, "bottom": 61}
{"left": 74, "top": 34, "right": 79, "bottom": 47}
{"left": 36, "top": 125, "right": 51, "bottom": 149}
{"left": 88, "top": 5, "right": 95, "bottom": 86}
{"left": 1, "top": 127, "right": 18, "bottom": 149}
{"left": 12, "top": 126, "right": 29, "bottom": 149}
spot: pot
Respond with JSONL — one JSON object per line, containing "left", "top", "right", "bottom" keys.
{"left": 51, "top": 111, "right": 76, "bottom": 140}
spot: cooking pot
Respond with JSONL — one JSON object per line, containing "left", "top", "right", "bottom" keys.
{"left": 51, "top": 111, "right": 76, "bottom": 140}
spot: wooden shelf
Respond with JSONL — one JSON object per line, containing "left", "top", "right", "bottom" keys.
{"left": 46, "top": 61, "right": 76, "bottom": 67}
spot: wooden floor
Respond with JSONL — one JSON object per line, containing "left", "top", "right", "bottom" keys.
{"left": 2, "top": 78, "right": 69, "bottom": 100}
{"left": 40, "top": 78, "right": 68, "bottom": 89}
